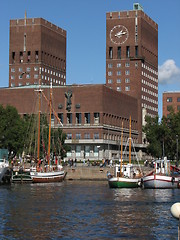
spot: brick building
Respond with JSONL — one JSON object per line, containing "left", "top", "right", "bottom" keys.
{"left": 106, "top": 3, "right": 158, "bottom": 143}
{"left": 0, "top": 84, "right": 144, "bottom": 161}
{"left": 163, "top": 92, "right": 180, "bottom": 117}
{"left": 0, "top": 4, "right": 159, "bottom": 160}
{"left": 9, "top": 13, "right": 66, "bottom": 87}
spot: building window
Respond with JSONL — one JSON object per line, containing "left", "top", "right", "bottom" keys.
{"left": 27, "top": 51, "right": 31, "bottom": 62}
{"left": 85, "top": 113, "right": 90, "bottom": 124}
{"left": 117, "top": 63, "right": 121, "bottom": 68}
{"left": 85, "top": 146, "right": 90, "bottom": 157}
{"left": 26, "top": 67, "right": 31, "bottom": 72}
{"left": 67, "top": 133, "right": 72, "bottom": 139}
{"left": 11, "top": 68, "right": 15, "bottom": 72}
{"left": 125, "top": 62, "right": 130, "bottom": 67}
{"left": 117, "top": 71, "right": 121, "bottom": 76}
{"left": 167, "top": 97, "right": 172, "bottom": 102}
{"left": 108, "top": 79, "right": 112, "bottom": 84}
{"left": 125, "top": 86, "right": 130, "bottom": 91}
{"left": 125, "top": 78, "right": 130, "bottom": 83}
{"left": 84, "top": 133, "right": 90, "bottom": 139}
{"left": 26, "top": 73, "right": 30, "bottom": 79}
{"left": 126, "top": 46, "right": 130, "bottom": 58}
{"left": 20, "top": 51, "right": 23, "bottom": 63}
{"left": 94, "top": 112, "right": 99, "bottom": 124}
{"left": 117, "top": 79, "right": 121, "bottom": 83}
{"left": 12, "top": 52, "right": 15, "bottom": 63}
{"left": 135, "top": 46, "right": 138, "bottom": 57}
{"left": 117, "top": 47, "right": 121, "bottom": 59}
{"left": 19, "top": 68, "right": 23, "bottom": 72}
{"left": 108, "top": 71, "right": 112, "bottom": 76}
{"left": 76, "top": 133, "right": 81, "bottom": 139}
{"left": 125, "top": 70, "right": 130, "bottom": 75}
{"left": 76, "top": 145, "right": 81, "bottom": 156}
{"left": 109, "top": 47, "right": 113, "bottom": 59}
{"left": 177, "top": 106, "right": 180, "bottom": 111}
{"left": 76, "top": 113, "right": 82, "bottom": 124}
{"left": 58, "top": 113, "right": 63, "bottom": 124}
{"left": 117, "top": 87, "right": 121, "bottom": 91}
{"left": 34, "top": 66, "right": 39, "bottom": 71}
{"left": 67, "top": 113, "right": 72, "bottom": 124}
{"left": 94, "top": 133, "right": 99, "bottom": 139}
{"left": 108, "top": 63, "right": 113, "bottom": 68}
{"left": 34, "top": 74, "right": 38, "bottom": 79}
{"left": 177, "top": 97, "right": 180, "bottom": 102}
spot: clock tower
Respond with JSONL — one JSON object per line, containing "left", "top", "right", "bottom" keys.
{"left": 106, "top": 3, "right": 158, "bottom": 143}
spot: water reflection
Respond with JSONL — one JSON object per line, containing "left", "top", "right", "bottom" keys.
{"left": 0, "top": 182, "right": 179, "bottom": 240}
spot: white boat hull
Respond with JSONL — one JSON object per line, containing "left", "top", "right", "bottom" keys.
{"left": 143, "top": 174, "right": 180, "bottom": 189}
{"left": 30, "top": 170, "right": 66, "bottom": 183}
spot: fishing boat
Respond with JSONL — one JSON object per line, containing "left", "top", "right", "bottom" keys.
{"left": 142, "top": 158, "right": 180, "bottom": 189}
{"left": 28, "top": 81, "right": 66, "bottom": 183}
{"left": 108, "top": 117, "right": 143, "bottom": 188}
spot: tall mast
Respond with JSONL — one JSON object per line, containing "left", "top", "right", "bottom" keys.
{"left": 47, "top": 81, "right": 52, "bottom": 165}
{"left": 36, "top": 68, "right": 42, "bottom": 164}
{"left": 129, "top": 116, "right": 131, "bottom": 164}
{"left": 120, "top": 121, "right": 123, "bottom": 176}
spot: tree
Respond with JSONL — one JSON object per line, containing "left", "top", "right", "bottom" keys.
{"left": 0, "top": 105, "right": 26, "bottom": 156}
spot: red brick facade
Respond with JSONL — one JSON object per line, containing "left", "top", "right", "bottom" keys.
{"left": 163, "top": 92, "right": 180, "bottom": 117}
{"left": 9, "top": 17, "right": 66, "bottom": 87}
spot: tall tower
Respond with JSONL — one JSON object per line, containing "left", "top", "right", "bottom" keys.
{"left": 106, "top": 3, "right": 158, "bottom": 143}
{"left": 9, "top": 14, "right": 66, "bottom": 87}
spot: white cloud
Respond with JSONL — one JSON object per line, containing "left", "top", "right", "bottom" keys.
{"left": 158, "top": 59, "right": 180, "bottom": 84}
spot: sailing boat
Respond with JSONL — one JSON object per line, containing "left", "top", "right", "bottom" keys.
{"left": 30, "top": 81, "right": 66, "bottom": 183}
{"left": 108, "top": 117, "right": 143, "bottom": 188}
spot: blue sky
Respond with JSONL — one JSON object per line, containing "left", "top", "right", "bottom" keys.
{"left": 1, "top": 0, "right": 180, "bottom": 118}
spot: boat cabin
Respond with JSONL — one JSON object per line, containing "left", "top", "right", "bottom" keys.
{"left": 155, "top": 158, "right": 171, "bottom": 175}
{"left": 114, "top": 164, "right": 137, "bottom": 178}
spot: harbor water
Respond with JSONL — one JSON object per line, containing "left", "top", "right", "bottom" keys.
{"left": 0, "top": 181, "right": 179, "bottom": 240}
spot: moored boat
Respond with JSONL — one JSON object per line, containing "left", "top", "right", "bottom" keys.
{"left": 142, "top": 158, "right": 180, "bottom": 189}
{"left": 108, "top": 164, "right": 142, "bottom": 188}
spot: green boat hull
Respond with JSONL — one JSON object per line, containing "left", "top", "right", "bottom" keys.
{"left": 108, "top": 177, "right": 140, "bottom": 188}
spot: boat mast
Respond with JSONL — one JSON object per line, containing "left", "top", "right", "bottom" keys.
{"left": 129, "top": 116, "right": 131, "bottom": 164}
{"left": 47, "top": 81, "right": 52, "bottom": 165}
{"left": 120, "top": 121, "right": 123, "bottom": 176}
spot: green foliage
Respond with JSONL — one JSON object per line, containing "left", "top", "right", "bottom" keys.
{"left": 0, "top": 105, "right": 69, "bottom": 159}
{"left": 143, "top": 111, "right": 180, "bottom": 160}
{"left": 0, "top": 105, "right": 26, "bottom": 156}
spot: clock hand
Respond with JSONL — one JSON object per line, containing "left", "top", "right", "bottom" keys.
{"left": 115, "top": 31, "right": 126, "bottom": 38}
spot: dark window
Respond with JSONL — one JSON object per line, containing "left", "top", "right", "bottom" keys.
{"left": 126, "top": 46, "right": 130, "bottom": 58}
{"left": 177, "top": 97, "right": 180, "bottom": 102}
{"left": 117, "top": 47, "right": 121, "bottom": 59}
{"left": 76, "top": 133, "right": 81, "bottom": 139}
{"left": 167, "top": 97, "right": 172, "bottom": 102}
{"left": 67, "top": 113, "right": 72, "bottom": 124}
{"left": 20, "top": 51, "right": 23, "bottom": 63}
{"left": 84, "top": 133, "right": 90, "bottom": 139}
{"left": 177, "top": 106, "right": 180, "bottom": 111}
{"left": 12, "top": 52, "right": 15, "bottom": 63}
{"left": 135, "top": 46, "right": 138, "bottom": 57}
{"left": 58, "top": 113, "right": 63, "bottom": 124}
{"left": 35, "top": 51, "right": 39, "bottom": 62}
{"left": 85, "top": 113, "right": 90, "bottom": 124}
{"left": 27, "top": 51, "right": 31, "bottom": 62}
{"left": 109, "top": 47, "right": 113, "bottom": 59}
{"left": 76, "top": 113, "right": 81, "bottom": 124}
{"left": 67, "top": 133, "right": 72, "bottom": 139}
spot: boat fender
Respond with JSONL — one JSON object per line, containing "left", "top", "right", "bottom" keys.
{"left": 171, "top": 203, "right": 180, "bottom": 219}
{"left": 171, "top": 176, "right": 175, "bottom": 185}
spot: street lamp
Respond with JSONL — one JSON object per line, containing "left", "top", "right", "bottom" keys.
{"left": 176, "top": 135, "right": 178, "bottom": 167}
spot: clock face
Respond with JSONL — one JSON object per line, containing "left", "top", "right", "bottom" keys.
{"left": 110, "top": 25, "right": 129, "bottom": 44}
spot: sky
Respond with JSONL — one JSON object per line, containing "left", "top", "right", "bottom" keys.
{"left": 1, "top": 0, "right": 180, "bottom": 118}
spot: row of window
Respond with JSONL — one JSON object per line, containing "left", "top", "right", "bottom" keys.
{"left": 167, "top": 97, "right": 180, "bottom": 102}
{"left": 108, "top": 78, "right": 130, "bottom": 84}
{"left": 108, "top": 62, "right": 131, "bottom": 68}
{"left": 67, "top": 133, "right": 99, "bottom": 140}
{"left": 142, "top": 63, "right": 158, "bottom": 76}
{"left": 108, "top": 70, "right": 130, "bottom": 76}
{"left": 142, "top": 71, "right": 158, "bottom": 83}
{"left": 58, "top": 113, "right": 100, "bottom": 125}
{"left": 142, "top": 87, "right": 158, "bottom": 98}
{"left": 142, "top": 95, "right": 158, "bottom": 105}
{"left": 142, "top": 103, "right": 158, "bottom": 112}
{"left": 109, "top": 46, "right": 138, "bottom": 59}
{"left": 142, "top": 79, "right": 158, "bottom": 90}
{"left": 11, "top": 51, "right": 39, "bottom": 64}
{"left": 116, "top": 86, "right": 130, "bottom": 92}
